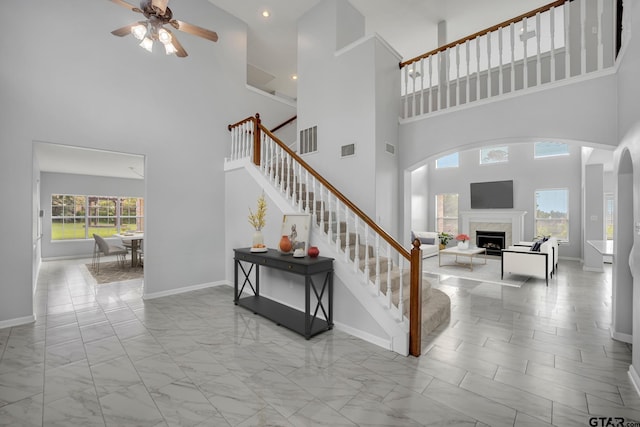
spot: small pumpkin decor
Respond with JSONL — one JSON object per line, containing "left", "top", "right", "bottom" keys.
{"left": 308, "top": 246, "right": 320, "bottom": 258}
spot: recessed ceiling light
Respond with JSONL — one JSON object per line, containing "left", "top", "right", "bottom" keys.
{"left": 291, "top": 74, "right": 298, "bottom": 80}
{"left": 262, "top": 10, "right": 270, "bottom": 18}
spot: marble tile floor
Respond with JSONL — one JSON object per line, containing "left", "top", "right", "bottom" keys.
{"left": 0, "top": 257, "right": 636, "bottom": 426}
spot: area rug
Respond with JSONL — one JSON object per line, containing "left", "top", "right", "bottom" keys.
{"left": 422, "top": 254, "right": 529, "bottom": 288}
{"left": 85, "top": 261, "right": 143, "bottom": 284}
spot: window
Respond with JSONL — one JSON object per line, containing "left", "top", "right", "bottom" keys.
{"left": 435, "top": 152, "right": 459, "bottom": 168}
{"left": 480, "top": 146, "right": 508, "bottom": 164}
{"left": 605, "top": 193, "right": 614, "bottom": 240}
{"left": 534, "top": 142, "right": 569, "bottom": 158}
{"left": 52, "top": 194, "right": 144, "bottom": 240}
{"left": 435, "top": 193, "right": 459, "bottom": 235}
{"left": 535, "top": 189, "right": 568, "bottom": 241}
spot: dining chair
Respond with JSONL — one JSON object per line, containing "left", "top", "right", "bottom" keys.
{"left": 92, "top": 234, "right": 128, "bottom": 273}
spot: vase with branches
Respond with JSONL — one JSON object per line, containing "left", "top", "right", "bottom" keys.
{"left": 248, "top": 193, "right": 267, "bottom": 248}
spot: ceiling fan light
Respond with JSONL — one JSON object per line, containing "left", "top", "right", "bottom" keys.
{"left": 131, "top": 24, "right": 147, "bottom": 40}
{"left": 158, "top": 28, "right": 172, "bottom": 45}
{"left": 164, "top": 42, "right": 177, "bottom": 55}
{"left": 139, "top": 37, "right": 153, "bottom": 52}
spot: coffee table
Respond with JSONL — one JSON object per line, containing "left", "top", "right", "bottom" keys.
{"left": 439, "top": 246, "right": 487, "bottom": 271}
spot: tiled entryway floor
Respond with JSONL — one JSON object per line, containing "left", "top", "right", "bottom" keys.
{"left": 0, "top": 258, "right": 637, "bottom": 426}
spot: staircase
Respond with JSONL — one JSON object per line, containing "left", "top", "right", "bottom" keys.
{"left": 227, "top": 115, "right": 450, "bottom": 356}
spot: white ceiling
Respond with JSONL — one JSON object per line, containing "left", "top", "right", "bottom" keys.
{"left": 35, "top": 0, "right": 551, "bottom": 178}
{"left": 208, "top": 0, "right": 552, "bottom": 98}
{"left": 34, "top": 142, "right": 144, "bottom": 180}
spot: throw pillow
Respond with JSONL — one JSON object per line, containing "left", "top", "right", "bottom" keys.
{"left": 530, "top": 240, "right": 543, "bottom": 252}
{"left": 420, "top": 237, "right": 435, "bottom": 245}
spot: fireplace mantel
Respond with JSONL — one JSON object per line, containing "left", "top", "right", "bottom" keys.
{"left": 460, "top": 210, "right": 527, "bottom": 245}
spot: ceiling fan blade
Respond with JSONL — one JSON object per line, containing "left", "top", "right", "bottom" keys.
{"left": 167, "top": 30, "right": 188, "bottom": 57}
{"left": 111, "top": 22, "right": 141, "bottom": 37}
{"left": 170, "top": 19, "right": 218, "bottom": 42}
{"left": 109, "top": 0, "right": 143, "bottom": 13}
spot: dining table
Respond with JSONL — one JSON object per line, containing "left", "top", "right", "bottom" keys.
{"left": 114, "top": 232, "right": 144, "bottom": 267}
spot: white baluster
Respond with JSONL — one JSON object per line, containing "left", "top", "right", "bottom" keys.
{"left": 419, "top": 58, "right": 425, "bottom": 115}
{"left": 536, "top": 12, "right": 542, "bottom": 87}
{"left": 550, "top": 6, "right": 556, "bottom": 82}
{"left": 284, "top": 154, "right": 291, "bottom": 199}
{"left": 398, "top": 257, "right": 404, "bottom": 321}
{"left": 386, "top": 244, "right": 392, "bottom": 308}
{"left": 279, "top": 148, "right": 285, "bottom": 193}
{"left": 327, "top": 193, "right": 333, "bottom": 244}
{"left": 245, "top": 122, "right": 251, "bottom": 159}
{"left": 498, "top": 26, "right": 504, "bottom": 95}
{"left": 375, "top": 233, "right": 381, "bottom": 295}
{"left": 353, "top": 216, "right": 360, "bottom": 273}
{"left": 411, "top": 65, "right": 417, "bottom": 117}
{"left": 580, "top": 0, "right": 586, "bottom": 75}
{"left": 465, "top": 41, "right": 470, "bottom": 102}
{"left": 403, "top": 66, "right": 409, "bottom": 118}
{"left": 436, "top": 51, "right": 442, "bottom": 112}
{"left": 510, "top": 22, "right": 516, "bottom": 93}
{"left": 335, "top": 197, "right": 341, "bottom": 253}
{"left": 487, "top": 32, "right": 492, "bottom": 97}
{"left": 455, "top": 45, "right": 460, "bottom": 107}
{"left": 523, "top": 17, "right": 529, "bottom": 88}
{"left": 597, "top": 0, "right": 604, "bottom": 71}
{"left": 319, "top": 185, "right": 325, "bottom": 235}
{"left": 565, "top": 1, "right": 571, "bottom": 79}
{"left": 305, "top": 170, "right": 310, "bottom": 214}
{"left": 311, "top": 175, "right": 317, "bottom": 225}
{"left": 269, "top": 139, "right": 275, "bottom": 182}
{"left": 344, "top": 209, "right": 350, "bottom": 263}
{"left": 475, "top": 36, "right": 481, "bottom": 101}
{"left": 445, "top": 47, "right": 450, "bottom": 109}
{"left": 427, "top": 55, "right": 433, "bottom": 113}
{"left": 364, "top": 224, "right": 370, "bottom": 282}
{"left": 299, "top": 163, "right": 305, "bottom": 211}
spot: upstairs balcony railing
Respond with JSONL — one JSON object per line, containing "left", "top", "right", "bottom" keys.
{"left": 228, "top": 114, "right": 424, "bottom": 356}
{"left": 400, "top": 0, "right": 619, "bottom": 119}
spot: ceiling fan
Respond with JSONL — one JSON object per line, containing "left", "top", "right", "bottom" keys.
{"left": 109, "top": 0, "right": 218, "bottom": 57}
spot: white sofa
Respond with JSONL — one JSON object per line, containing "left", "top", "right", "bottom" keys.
{"left": 501, "top": 237, "right": 558, "bottom": 286}
{"left": 410, "top": 231, "right": 439, "bottom": 258}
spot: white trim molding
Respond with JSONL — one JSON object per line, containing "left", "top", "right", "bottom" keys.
{"left": 143, "top": 280, "right": 229, "bottom": 300}
{"left": 0, "top": 315, "right": 36, "bottom": 330}
{"left": 629, "top": 365, "right": 640, "bottom": 397}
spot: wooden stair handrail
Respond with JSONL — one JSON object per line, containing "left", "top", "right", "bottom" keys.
{"left": 271, "top": 115, "right": 297, "bottom": 133}
{"left": 228, "top": 114, "right": 410, "bottom": 260}
{"left": 400, "top": 0, "right": 570, "bottom": 68}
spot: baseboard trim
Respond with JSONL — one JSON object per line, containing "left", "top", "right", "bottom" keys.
{"left": 0, "top": 315, "right": 36, "bottom": 329}
{"left": 629, "top": 365, "right": 640, "bottom": 397}
{"left": 143, "top": 280, "right": 229, "bottom": 300}
{"left": 332, "top": 321, "right": 393, "bottom": 351}
{"left": 611, "top": 329, "right": 633, "bottom": 343}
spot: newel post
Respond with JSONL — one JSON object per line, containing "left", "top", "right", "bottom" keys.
{"left": 409, "top": 239, "right": 423, "bottom": 356}
{"left": 253, "top": 113, "right": 261, "bottom": 166}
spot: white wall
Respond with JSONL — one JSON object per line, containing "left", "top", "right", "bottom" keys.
{"left": 614, "top": 0, "right": 640, "bottom": 387}
{"left": 297, "top": 0, "right": 402, "bottom": 235}
{"left": 0, "top": 0, "right": 295, "bottom": 325}
{"left": 39, "top": 172, "right": 144, "bottom": 259}
{"left": 224, "top": 164, "right": 388, "bottom": 341}
{"left": 423, "top": 143, "right": 583, "bottom": 258}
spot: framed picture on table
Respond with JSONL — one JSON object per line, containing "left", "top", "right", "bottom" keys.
{"left": 280, "top": 214, "right": 311, "bottom": 254}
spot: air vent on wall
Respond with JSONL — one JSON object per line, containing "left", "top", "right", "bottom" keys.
{"left": 299, "top": 126, "right": 317, "bottom": 154}
{"left": 341, "top": 143, "right": 355, "bottom": 158}
{"left": 385, "top": 143, "right": 395, "bottom": 155}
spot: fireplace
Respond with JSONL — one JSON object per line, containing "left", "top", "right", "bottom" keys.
{"left": 477, "top": 230, "right": 506, "bottom": 256}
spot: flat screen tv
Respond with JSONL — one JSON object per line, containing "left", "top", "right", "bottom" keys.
{"left": 470, "top": 180, "right": 514, "bottom": 209}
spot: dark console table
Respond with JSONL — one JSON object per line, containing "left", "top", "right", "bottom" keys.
{"left": 233, "top": 248, "right": 334, "bottom": 339}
